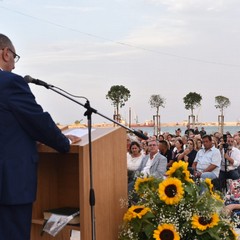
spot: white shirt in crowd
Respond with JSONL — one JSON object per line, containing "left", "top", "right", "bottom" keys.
{"left": 141, "top": 152, "right": 158, "bottom": 177}
{"left": 220, "top": 146, "right": 240, "bottom": 171}
{"left": 194, "top": 146, "right": 221, "bottom": 177}
{"left": 127, "top": 152, "right": 145, "bottom": 171}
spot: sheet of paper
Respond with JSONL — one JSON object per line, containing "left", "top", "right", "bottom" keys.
{"left": 65, "top": 128, "right": 95, "bottom": 138}
{"left": 71, "top": 230, "right": 81, "bottom": 240}
{"left": 43, "top": 214, "right": 73, "bottom": 236}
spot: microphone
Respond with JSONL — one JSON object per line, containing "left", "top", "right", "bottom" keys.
{"left": 133, "top": 130, "right": 149, "bottom": 140}
{"left": 24, "top": 75, "right": 54, "bottom": 89}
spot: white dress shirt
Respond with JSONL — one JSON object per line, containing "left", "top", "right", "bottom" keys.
{"left": 194, "top": 146, "right": 221, "bottom": 177}
{"left": 220, "top": 146, "right": 240, "bottom": 171}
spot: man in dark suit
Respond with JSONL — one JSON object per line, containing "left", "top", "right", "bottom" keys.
{"left": 0, "top": 33, "right": 81, "bottom": 240}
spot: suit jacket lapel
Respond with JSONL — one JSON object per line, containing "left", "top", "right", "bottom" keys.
{"left": 150, "top": 153, "right": 159, "bottom": 169}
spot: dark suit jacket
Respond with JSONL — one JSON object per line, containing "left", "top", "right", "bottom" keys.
{"left": 0, "top": 71, "right": 70, "bottom": 204}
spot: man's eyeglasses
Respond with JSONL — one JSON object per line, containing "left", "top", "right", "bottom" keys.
{"left": 8, "top": 48, "right": 20, "bottom": 63}
{"left": 1, "top": 48, "right": 20, "bottom": 63}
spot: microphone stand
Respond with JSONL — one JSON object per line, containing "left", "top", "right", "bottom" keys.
{"left": 221, "top": 138, "right": 228, "bottom": 193}
{"left": 45, "top": 85, "right": 148, "bottom": 240}
{"left": 223, "top": 146, "right": 228, "bottom": 193}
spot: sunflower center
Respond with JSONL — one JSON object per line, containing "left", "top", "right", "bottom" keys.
{"left": 199, "top": 217, "right": 213, "bottom": 225}
{"left": 160, "top": 229, "right": 174, "bottom": 240}
{"left": 133, "top": 207, "right": 144, "bottom": 213}
{"left": 165, "top": 184, "right": 177, "bottom": 198}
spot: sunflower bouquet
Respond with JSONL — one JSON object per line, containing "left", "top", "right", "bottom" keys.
{"left": 119, "top": 161, "right": 238, "bottom": 240}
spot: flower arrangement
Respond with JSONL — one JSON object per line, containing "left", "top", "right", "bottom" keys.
{"left": 119, "top": 161, "right": 238, "bottom": 240}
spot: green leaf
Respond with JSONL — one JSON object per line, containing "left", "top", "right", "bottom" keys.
{"left": 141, "top": 212, "right": 155, "bottom": 220}
{"left": 131, "top": 218, "right": 142, "bottom": 233}
{"left": 207, "top": 230, "right": 222, "bottom": 240}
{"left": 143, "top": 223, "right": 155, "bottom": 239}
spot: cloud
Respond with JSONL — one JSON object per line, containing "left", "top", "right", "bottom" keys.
{"left": 145, "top": 0, "right": 240, "bottom": 15}
{"left": 123, "top": 19, "right": 192, "bottom": 47}
{"left": 22, "top": 39, "right": 142, "bottom": 67}
{"left": 44, "top": 5, "right": 103, "bottom": 13}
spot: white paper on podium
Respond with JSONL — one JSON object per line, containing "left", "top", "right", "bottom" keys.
{"left": 43, "top": 211, "right": 80, "bottom": 237}
{"left": 65, "top": 128, "right": 95, "bottom": 138}
{"left": 43, "top": 214, "right": 73, "bottom": 236}
{"left": 71, "top": 229, "right": 81, "bottom": 240}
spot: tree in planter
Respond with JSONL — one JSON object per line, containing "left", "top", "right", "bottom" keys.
{"left": 215, "top": 95, "right": 231, "bottom": 134}
{"left": 149, "top": 94, "right": 166, "bottom": 135}
{"left": 74, "top": 119, "right": 83, "bottom": 125}
{"left": 106, "top": 85, "right": 131, "bottom": 122}
{"left": 183, "top": 92, "right": 202, "bottom": 126}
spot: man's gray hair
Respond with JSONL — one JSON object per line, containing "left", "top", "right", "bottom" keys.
{"left": 0, "top": 34, "right": 12, "bottom": 49}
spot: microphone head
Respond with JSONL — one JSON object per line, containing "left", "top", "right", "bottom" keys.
{"left": 24, "top": 75, "right": 33, "bottom": 83}
{"left": 133, "top": 130, "right": 149, "bottom": 140}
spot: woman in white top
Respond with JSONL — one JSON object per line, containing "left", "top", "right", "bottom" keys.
{"left": 127, "top": 141, "right": 145, "bottom": 182}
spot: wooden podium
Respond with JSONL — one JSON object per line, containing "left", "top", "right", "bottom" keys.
{"left": 31, "top": 127, "right": 127, "bottom": 240}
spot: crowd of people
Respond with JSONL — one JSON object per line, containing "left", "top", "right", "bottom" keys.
{"left": 127, "top": 124, "right": 240, "bottom": 193}
{"left": 126, "top": 125, "right": 240, "bottom": 235}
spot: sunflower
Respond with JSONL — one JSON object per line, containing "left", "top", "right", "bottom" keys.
{"left": 134, "top": 177, "right": 154, "bottom": 192}
{"left": 123, "top": 205, "right": 151, "bottom": 221}
{"left": 166, "top": 161, "right": 193, "bottom": 183}
{"left": 158, "top": 178, "right": 184, "bottom": 205}
{"left": 212, "top": 192, "right": 224, "bottom": 202}
{"left": 192, "top": 213, "right": 220, "bottom": 231}
{"left": 204, "top": 178, "right": 224, "bottom": 202}
{"left": 205, "top": 178, "right": 214, "bottom": 194}
{"left": 153, "top": 223, "right": 180, "bottom": 240}
{"left": 182, "top": 169, "right": 194, "bottom": 183}
{"left": 166, "top": 161, "right": 188, "bottom": 176}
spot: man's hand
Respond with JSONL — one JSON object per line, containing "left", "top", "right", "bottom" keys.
{"left": 194, "top": 170, "right": 202, "bottom": 178}
{"left": 192, "top": 162, "right": 197, "bottom": 171}
{"left": 66, "top": 135, "right": 81, "bottom": 144}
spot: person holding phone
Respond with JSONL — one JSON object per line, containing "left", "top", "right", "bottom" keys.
{"left": 178, "top": 139, "right": 197, "bottom": 167}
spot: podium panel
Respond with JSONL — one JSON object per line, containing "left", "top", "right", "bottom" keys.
{"left": 31, "top": 127, "right": 127, "bottom": 240}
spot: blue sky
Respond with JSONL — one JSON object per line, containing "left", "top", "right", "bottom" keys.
{"left": 1, "top": 0, "right": 240, "bottom": 125}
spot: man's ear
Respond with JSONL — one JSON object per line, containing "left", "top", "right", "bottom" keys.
{"left": 1, "top": 47, "right": 10, "bottom": 62}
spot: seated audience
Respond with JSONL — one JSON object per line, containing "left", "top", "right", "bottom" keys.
{"left": 199, "top": 127, "right": 207, "bottom": 137}
{"left": 185, "top": 124, "right": 194, "bottom": 136}
{"left": 159, "top": 140, "right": 173, "bottom": 168}
{"left": 234, "top": 134, "right": 240, "bottom": 150}
{"left": 192, "top": 135, "right": 221, "bottom": 180}
{"left": 175, "top": 128, "right": 182, "bottom": 137}
{"left": 127, "top": 141, "right": 145, "bottom": 182}
{"left": 219, "top": 136, "right": 240, "bottom": 191}
{"left": 195, "top": 138, "right": 203, "bottom": 151}
{"left": 181, "top": 135, "right": 188, "bottom": 150}
{"left": 169, "top": 139, "right": 184, "bottom": 168}
{"left": 167, "top": 134, "right": 175, "bottom": 151}
{"left": 135, "top": 139, "right": 167, "bottom": 178}
{"left": 140, "top": 140, "right": 149, "bottom": 155}
{"left": 158, "top": 134, "right": 164, "bottom": 141}
{"left": 178, "top": 138, "right": 197, "bottom": 169}
{"left": 126, "top": 135, "right": 132, "bottom": 153}
{"left": 194, "top": 127, "right": 200, "bottom": 135}
{"left": 212, "top": 137, "right": 219, "bottom": 148}
{"left": 128, "top": 139, "right": 167, "bottom": 193}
